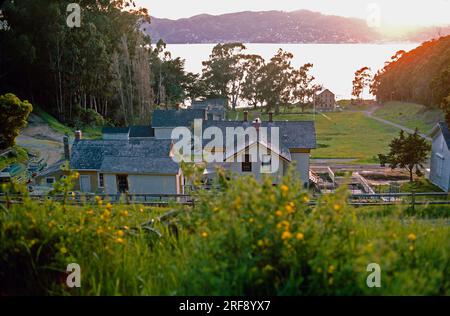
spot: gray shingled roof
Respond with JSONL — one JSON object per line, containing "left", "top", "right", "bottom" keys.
{"left": 129, "top": 125, "right": 154, "bottom": 138}
{"left": 201, "top": 120, "right": 316, "bottom": 149}
{"left": 192, "top": 98, "right": 228, "bottom": 109}
{"left": 70, "top": 139, "right": 176, "bottom": 173}
{"left": 151, "top": 109, "right": 206, "bottom": 127}
{"left": 439, "top": 122, "right": 450, "bottom": 149}
{"left": 102, "top": 127, "right": 130, "bottom": 134}
{"left": 100, "top": 156, "right": 179, "bottom": 174}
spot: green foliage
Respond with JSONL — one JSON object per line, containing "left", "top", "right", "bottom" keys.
{"left": 379, "top": 130, "right": 431, "bottom": 182}
{"left": 352, "top": 67, "right": 371, "bottom": 100}
{"left": 0, "top": 170, "right": 449, "bottom": 295}
{"left": 0, "top": 146, "right": 28, "bottom": 170}
{"left": 372, "top": 36, "right": 450, "bottom": 106}
{"left": 0, "top": 93, "right": 33, "bottom": 150}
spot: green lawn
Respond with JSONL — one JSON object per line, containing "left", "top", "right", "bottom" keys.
{"left": 230, "top": 109, "right": 399, "bottom": 163}
{"left": 34, "top": 107, "right": 102, "bottom": 139}
{"left": 373, "top": 101, "right": 444, "bottom": 134}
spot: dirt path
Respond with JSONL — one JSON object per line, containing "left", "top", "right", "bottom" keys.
{"left": 16, "top": 114, "right": 65, "bottom": 166}
{"left": 362, "top": 105, "right": 432, "bottom": 141}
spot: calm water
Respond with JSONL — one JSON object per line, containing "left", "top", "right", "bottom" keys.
{"left": 167, "top": 43, "right": 419, "bottom": 100}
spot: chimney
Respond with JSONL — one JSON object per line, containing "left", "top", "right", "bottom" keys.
{"left": 252, "top": 117, "right": 261, "bottom": 131}
{"left": 268, "top": 112, "right": 273, "bottom": 122}
{"left": 243, "top": 111, "right": 248, "bottom": 122}
{"left": 63, "top": 135, "right": 70, "bottom": 160}
{"left": 75, "top": 130, "right": 82, "bottom": 141}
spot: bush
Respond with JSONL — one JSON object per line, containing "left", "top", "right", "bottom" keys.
{"left": 0, "top": 93, "right": 33, "bottom": 150}
{"left": 71, "top": 106, "right": 105, "bottom": 129}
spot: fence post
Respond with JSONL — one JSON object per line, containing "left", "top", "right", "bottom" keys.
{"left": 411, "top": 191, "right": 415, "bottom": 212}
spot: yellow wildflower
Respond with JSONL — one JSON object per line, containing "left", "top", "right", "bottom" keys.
{"left": 280, "top": 184, "right": 289, "bottom": 196}
{"left": 275, "top": 210, "right": 283, "bottom": 217}
{"left": 121, "top": 210, "right": 129, "bottom": 217}
{"left": 408, "top": 233, "right": 417, "bottom": 241}
{"left": 248, "top": 217, "right": 254, "bottom": 223}
{"left": 115, "top": 238, "right": 125, "bottom": 244}
{"left": 296, "top": 232, "right": 304, "bottom": 241}
{"left": 285, "top": 204, "right": 294, "bottom": 214}
{"left": 257, "top": 240, "right": 264, "bottom": 247}
{"left": 333, "top": 204, "right": 341, "bottom": 211}
{"left": 116, "top": 230, "right": 124, "bottom": 237}
{"left": 281, "top": 231, "right": 292, "bottom": 240}
{"left": 87, "top": 209, "right": 94, "bottom": 215}
{"left": 328, "top": 265, "right": 335, "bottom": 274}
{"left": 139, "top": 208, "right": 144, "bottom": 213}
{"left": 213, "top": 207, "right": 220, "bottom": 212}
{"left": 60, "top": 247, "right": 68, "bottom": 254}
{"left": 105, "top": 203, "right": 113, "bottom": 211}
{"left": 201, "top": 231, "right": 208, "bottom": 238}
{"left": 302, "top": 195, "right": 310, "bottom": 203}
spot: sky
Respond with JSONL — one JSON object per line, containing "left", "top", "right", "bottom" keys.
{"left": 135, "top": 0, "right": 450, "bottom": 27}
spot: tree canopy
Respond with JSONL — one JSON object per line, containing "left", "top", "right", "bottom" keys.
{"left": 0, "top": 93, "right": 33, "bottom": 150}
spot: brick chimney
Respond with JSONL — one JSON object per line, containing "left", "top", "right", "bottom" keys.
{"left": 63, "top": 135, "right": 70, "bottom": 160}
{"left": 75, "top": 130, "right": 82, "bottom": 141}
{"left": 243, "top": 111, "right": 248, "bottom": 122}
{"left": 252, "top": 117, "right": 261, "bottom": 131}
{"left": 268, "top": 112, "right": 274, "bottom": 122}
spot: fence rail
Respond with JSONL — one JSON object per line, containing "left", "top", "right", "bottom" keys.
{"left": 0, "top": 191, "right": 449, "bottom": 208}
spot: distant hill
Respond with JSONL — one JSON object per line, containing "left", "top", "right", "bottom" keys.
{"left": 142, "top": 10, "right": 381, "bottom": 44}
{"left": 142, "top": 10, "right": 450, "bottom": 44}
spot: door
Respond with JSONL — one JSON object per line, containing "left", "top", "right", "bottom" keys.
{"left": 116, "top": 175, "right": 129, "bottom": 193}
{"left": 79, "top": 175, "right": 91, "bottom": 192}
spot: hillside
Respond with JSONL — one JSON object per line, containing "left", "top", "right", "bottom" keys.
{"left": 143, "top": 10, "right": 381, "bottom": 44}
{"left": 373, "top": 35, "right": 450, "bottom": 106}
{"left": 143, "top": 10, "right": 450, "bottom": 44}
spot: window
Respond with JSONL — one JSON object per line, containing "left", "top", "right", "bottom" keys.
{"left": 98, "top": 173, "right": 104, "bottom": 188}
{"left": 46, "top": 177, "right": 55, "bottom": 185}
{"left": 437, "top": 156, "right": 444, "bottom": 178}
{"left": 242, "top": 154, "right": 252, "bottom": 172}
{"left": 261, "top": 154, "right": 272, "bottom": 173}
{"left": 116, "top": 175, "right": 129, "bottom": 193}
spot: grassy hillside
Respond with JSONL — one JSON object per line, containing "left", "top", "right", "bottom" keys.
{"left": 34, "top": 107, "right": 102, "bottom": 139}
{"left": 0, "top": 172, "right": 448, "bottom": 295}
{"left": 374, "top": 102, "right": 444, "bottom": 134}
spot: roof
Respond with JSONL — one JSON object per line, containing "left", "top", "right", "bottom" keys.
{"left": 432, "top": 122, "right": 450, "bottom": 149}
{"left": 70, "top": 139, "right": 177, "bottom": 173}
{"left": 201, "top": 120, "right": 316, "bottom": 149}
{"left": 151, "top": 109, "right": 206, "bottom": 127}
{"left": 129, "top": 125, "right": 154, "bottom": 138}
{"left": 35, "top": 160, "right": 66, "bottom": 178}
{"left": 100, "top": 156, "right": 179, "bottom": 174}
{"left": 317, "top": 89, "right": 334, "bottom": 96}
{"left": 102, "top": 127, "right": 130, "bottom": 134}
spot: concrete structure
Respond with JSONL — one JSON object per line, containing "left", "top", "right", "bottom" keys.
{"left": 429, "top": 122, "right": 450, "bottom": 192}
{"left": 315, "top": 89, "right": 336, "bottom": 111}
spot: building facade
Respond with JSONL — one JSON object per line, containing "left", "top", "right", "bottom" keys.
{"left": 429, "top": 122, "right": 450, "bottom": 192}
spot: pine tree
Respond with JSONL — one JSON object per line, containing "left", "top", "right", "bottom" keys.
{"left": 378, "top": 129, "right": 431, "bottom": 182}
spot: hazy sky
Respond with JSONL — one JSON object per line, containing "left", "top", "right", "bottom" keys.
{"left": 135, "top": 0, "right": 450, "bottom": 26}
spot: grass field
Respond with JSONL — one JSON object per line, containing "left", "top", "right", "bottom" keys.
{"left": 373, "top": 102, "right": 444, "bottom": 134}
{"left": 230, "top": 109, "right": 399, "bottom": 163}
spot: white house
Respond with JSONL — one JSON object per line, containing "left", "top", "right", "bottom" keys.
{"left": 429, "top": 122, "right": 450, "bottom": 192}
